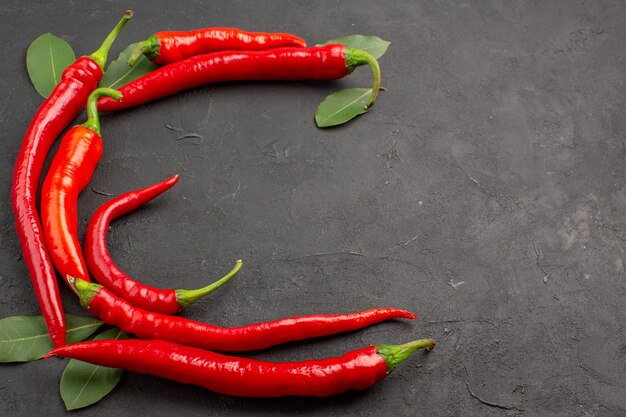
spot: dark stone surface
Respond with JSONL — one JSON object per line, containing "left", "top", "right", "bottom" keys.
{"left": 1, "top": 1, "right": 624, "bottom": 415}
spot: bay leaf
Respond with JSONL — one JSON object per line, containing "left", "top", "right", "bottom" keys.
{"left": 322, "top": 35, "right": 390, "bottom": 59}
{"left": 60, "top": 327, "right": 128, "bottom": 411}
{"left": 0, "top": 314, "right": 102, "bottom": 362}
{"left": 99, "top": 43, "right": 157, "bottom": 89}
{"left": 26, "top": 33, "right": 76, "bottom": 98}
{"left": 315, "top": 87, "right": 372, "bottom": 127}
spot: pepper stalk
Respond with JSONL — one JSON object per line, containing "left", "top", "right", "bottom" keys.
{"left": 90, "top": 10, "right": 134, "bottom": 69}
{"left": 345, "top": 48, "right": 381, "bottom": 109}
{"left": 81, "top": 88, "right": 123, "bottom": 134}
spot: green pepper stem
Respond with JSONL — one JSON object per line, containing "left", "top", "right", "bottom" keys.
{"left": 127, "top": 41, "right": 148, "bottom": 67}
{"left": 128, "top": 35, "right": 160, "bottom": 66}
{"left": 376, "top": 338, "right": 436, "bottom": 373}
{"left": 176, "top": 260, "right": 243, "bottom": 311}
{"left": 345, "top": 48, "right": 381, "bottom": 109}
{"left": 67, "top": 276, "right": 103, "bottom": 309}
{"left": 90, "top": 10, "right": 134, "bottom": 69}
{"left": 81, "top": 88, "right": 122, "bottom": 134}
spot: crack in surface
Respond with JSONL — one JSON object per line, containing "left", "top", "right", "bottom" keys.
{"left": 464, "top": 364, "right": 524, "bottom": 411}
{"left": 90, "top": 186, "right": 114, "bottom": 196}
{"left": 579, "top": 363, "right": 615, "bottom": 387}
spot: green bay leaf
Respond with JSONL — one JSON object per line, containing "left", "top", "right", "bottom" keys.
{"left": 322, "top": 35, "right": 391, "bottom": 59}
{"left": 99, "top": 43, "right": 157, "bottom": 89}
{"left": 315, "top": 87, "right": 372, "bottom": 128}
{"left": 26, "top": 33, "right": 76, "bottom": 98}
{"left": 60, "top": 327, "right": 128, "bottom": 411}
{"left": 0, "top": 314, "right": 102, "bottom": 362}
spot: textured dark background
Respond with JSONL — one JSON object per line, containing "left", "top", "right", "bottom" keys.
{"left": 1, "top": 1, "right": 625, "bottom": 416}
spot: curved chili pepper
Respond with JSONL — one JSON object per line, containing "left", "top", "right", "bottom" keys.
{"left": 47, "top": 338, "right": 435, "bottom": 397}
{"left": 84, "top": 176, "right": 240, "bottom": 314}
{"left": 128, "top": 28, "right": 307, "bottom": 66}
{"left": 41, "top": 88, "right": 122, "bottom": 292}
{"left": 98, "top": 45, "right": 380, "bottom": 112}
{"left": 11, "top": 11, "right": 132, "bottom": 347}
{"left": 69, "top": 277, "right": 416, "bottom": 352}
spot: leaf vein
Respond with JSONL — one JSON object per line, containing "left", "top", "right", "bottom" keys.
{"left": 0, "top": 322, "right": 99, "bottom": 344}
{"left": 48, "top": 39, "right": 57, "bottom": 85}
{"left": 71, "top": 366, "right": 100, "bottom": 407}
{"left": 108, "top": 56, "right": 146, "bottom": 89}
{"left": 320, "top": 89, "right": 371, "bottom": 122}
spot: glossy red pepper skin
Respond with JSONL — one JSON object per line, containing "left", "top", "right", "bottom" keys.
{"left": 84, "top": 176, "right": 180, "bottom": 312}
{"left": 12, "top": 58, "right": 102, "bottom": 347}
{"left": 135, "top": 28, "right": 307, "bottom": 65}
{"left": 84, "top": 176, "right": 241, "bottom": 314}
{"left": 40, "top": 127, "right": 102, "bottom": 285}
{"left": 40, "top": 88, "right": 121, "bottom": 295}
{"left": 48, "top": 340, "right": 387, "bottom": 397}
{"left": 98, "top": 45, "right": 351, "bottom": 112}
{"left": 72, "top": 278, "right": 416, "bottom": 352}
{"left": 11, "top": 12, "right": 132, "bottom": 347}
{"left": 48, "top": 338, "right": 436, "bottom": 397}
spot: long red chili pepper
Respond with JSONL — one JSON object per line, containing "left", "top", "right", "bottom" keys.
{"left": 128, "top": 27, "right": 307, "bottom": 66}
{"left": 84, "top": 176, "right": 240, "bottom": 314}
{"left": 11, "top": 11, "right": 132, "bottom": 347}
{"left": 69, "top": 277, "right": 416, "bottom": 352}
{"left": 47, "top": 338, "right": 436, "bottom": 397}
{"left": 98, "top": 44, "right": 380, "bottom": 112}
{"left": 41, "top": 88, "right": 122, "bottom": 291}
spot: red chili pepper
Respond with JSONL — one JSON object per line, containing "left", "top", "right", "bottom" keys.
{"left": 41, "top": 88, "right": 122, "bottom": 292}
{"left": 128, "top": 28, "right": 307, "bottom": 66}
{"left": 98, "top": 44, "right": 380, "bottom": 112}
{"left": 69, "top": 277, "right": 416, "bottom": 352}
{"left": 11, "top": 11, "right": 132, "bottom": 347}
{"left": 47, "top": 338, "right": 435, "bottom": 397}
{"left": 84, "top": 176, "right": 241, "bottom": 314}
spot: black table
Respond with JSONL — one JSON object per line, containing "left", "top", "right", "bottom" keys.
{"left": 1, "top": 1, "right": 624, "bottom": 415}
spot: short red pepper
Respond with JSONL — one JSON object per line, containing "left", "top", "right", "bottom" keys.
{"left": 70, "top": 277, "right": 416, "bottom": 352}
{"left": 84, "top": 176, "right": 241, "bottom": 313}
{"left": 47, "top": 338, "right": 436, "bottom": 397}
{"left": 128, "top": 27, "right": 307, "bottom": 66}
